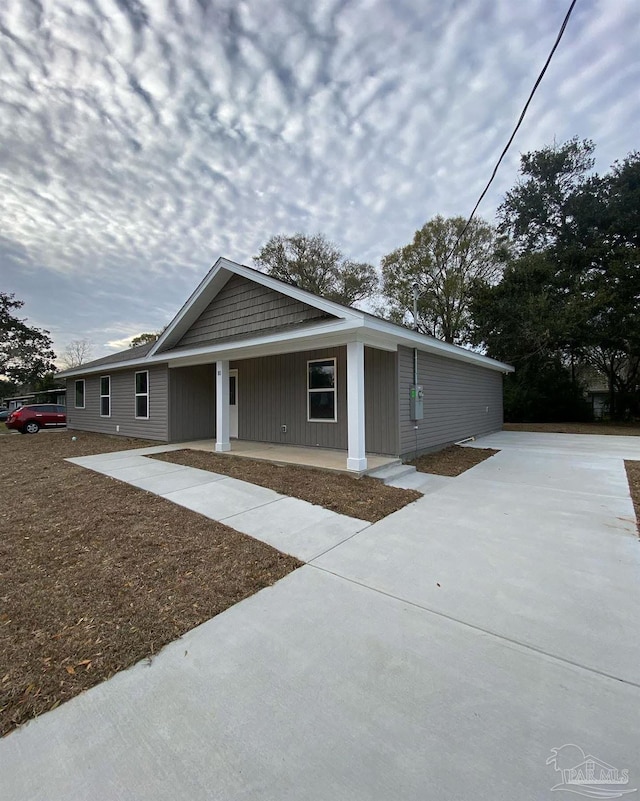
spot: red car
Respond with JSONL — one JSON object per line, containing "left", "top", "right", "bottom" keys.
{"left": 6, "top": 404, "right": 67, "bottom": 434}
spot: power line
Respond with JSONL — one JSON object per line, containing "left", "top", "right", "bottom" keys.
{"left": 449, "top": 0, "right": 579, "bottom": 255}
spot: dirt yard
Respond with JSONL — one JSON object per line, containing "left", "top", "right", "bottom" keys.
{"left": 0, "top": 431, "right": 300, "bottom": 737}
{"left": 408, "top": 445, "right": 499, "bottom": 477}
{"left": 504, "top": 422, "right": 640, "bottom": 436}
{"left": 151, "top": 450, "right": 421, "bottom": 522}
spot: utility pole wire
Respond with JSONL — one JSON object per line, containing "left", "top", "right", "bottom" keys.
{"left": 446, "top": 0, "right": 579, "bottom": 261}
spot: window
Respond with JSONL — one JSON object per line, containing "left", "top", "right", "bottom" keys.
{"left": 135, "top": 371, "right": 149, "bottom": 419}
{"left": 307, "top": 358, "right": 337, "bottom": 422}
{"left": 100, "top": 376, "right": 111, "bottom": 417}
{"left": 75, "top": 380, "right": 85, "bottom": 409}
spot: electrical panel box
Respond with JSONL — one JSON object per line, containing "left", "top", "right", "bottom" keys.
{"left": 410, "top": 385, "right": 424, "bottom": 420}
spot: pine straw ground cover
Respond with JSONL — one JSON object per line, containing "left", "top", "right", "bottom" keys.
{"left": 0, "top": 431, "right": 300, "bottom": 737}
{"left": 625, "top": 461, "right": 640, "bottom": 536}
{"left": 504, "top": 422, "right": 640, "bottom": 436}
{"left": 408, "top": 445, "right": 499, "bottom": 477}
{"left": 151, "top": 450, "right": 421, "bottom": 522}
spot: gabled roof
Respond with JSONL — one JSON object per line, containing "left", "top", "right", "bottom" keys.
{"left": 58, "top": 257, "right": 514, "bottom": 377}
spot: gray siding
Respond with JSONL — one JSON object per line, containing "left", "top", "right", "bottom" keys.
{"left": 171, "top": 274, "right": 332, "bottom": 350}
{"left": 237, "top": 347, "right": 348, "bottom": 450}
{"left": 168, "top": 365, "right": 216, "bottom": 442}
{"left": 365, "top": 348, "right": 398, "bottom": 455}
{"left": 66, "top": 366, "right": 169, "bottom": 441}
{"left": 235, "top": 346, "right": 398, "bottom": 455}
{"left": 398, "top": 346, "right": 503, "bottom": 458}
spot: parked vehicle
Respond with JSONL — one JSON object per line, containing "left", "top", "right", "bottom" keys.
{"left": 0, "top": 408, "right": 10, "bottom": 422}
{"left": 6, "top": 404, "right": 66, "bottom": 434}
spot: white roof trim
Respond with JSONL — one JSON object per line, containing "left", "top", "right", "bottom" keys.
{"left": 147, "top": 257, "right": 361, "bottom": 357}
{"left": 58, "top": 255, "right": 514, "bottom": 378}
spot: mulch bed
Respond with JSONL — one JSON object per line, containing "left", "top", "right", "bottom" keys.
{"left": 151, "top": 450, "right": 421, "bottom": 522}
{"left": 0, "top": 431, "right": 300, "bottom": 737}
{"left": 625, "top": 461, "right": 640, "bottom": 536}
{"left": 504, "top": 422, "right": 640, "bottom": 436}
{"left": 409, "top": 445, "right": 499, "bottom": 477}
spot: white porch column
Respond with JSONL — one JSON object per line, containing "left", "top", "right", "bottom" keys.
{"left": 346, "top": 340, "right": 367, "bottom": 472}
{"left": 215, "top": 360, "right": 231, "bottom": 452}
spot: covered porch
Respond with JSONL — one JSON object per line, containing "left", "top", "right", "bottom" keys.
{"left": 167, "top": 337, "right": 399, "bottom": 473}
{"left": 181, "top": 437, "right": 399, "bottom": 475}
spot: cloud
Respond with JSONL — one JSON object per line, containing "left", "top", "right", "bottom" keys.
{"left": 0, "top": 0, "right": 638, "bottom": 356}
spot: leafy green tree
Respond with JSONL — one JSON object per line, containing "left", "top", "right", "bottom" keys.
{"left": 380, "top": 215, "right": 501, "bottom": 344}
{"left": 254, "top": 233, "right": 378, "bottom": 307}
{"left": 497, "top": 137, "right": 595, "bottom": 253}
{"left": 0, "top": 293, "right": 56, "bottom": 386}
{"left": 478, "top": 139, "right": 640, "bottom": 420}
{"left": 470, "top": 254, "right": 590, "bottom": 421}
{"left": 130, "top": 332, "right": 161, "bottom": 348}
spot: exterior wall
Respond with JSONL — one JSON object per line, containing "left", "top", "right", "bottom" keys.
{"left": 398, "top": 346, "right": 503, "bottom": 458}
{"left": 172, "top": 274, "right": 332, "bottom": 350}
{"left": 234, "top": 346, "right": 398, "bottom": 455}
{"left": 168, "top": 365, "right": 216, "bottom": 442}
{"left": 365, "top": 347, "right": 398, "bottom": 456}
{"left": 66, "top": 365, "right": 169, "bottom": 441}
{"left": 237, "top": 347, "right": 347, "bottom": 450}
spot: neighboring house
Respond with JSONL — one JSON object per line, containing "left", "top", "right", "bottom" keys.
{"left": 4, "top": 388, "right": 66, "bottom": 411}
{"left": 57, "top": 258, "right": 513, "bottom": 472}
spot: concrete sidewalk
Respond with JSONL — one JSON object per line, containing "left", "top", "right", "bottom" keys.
{"left": 66, "top": 448, "right": 370, "bottom": 561}
{"left": 2, "top": 432, "right": 639, "bottom": 800}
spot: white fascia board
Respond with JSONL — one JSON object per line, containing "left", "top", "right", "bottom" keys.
{"left": 165, "top": 319, "right": 361, "bottom": 365}
{"left": 57, "top": 319, "right": 362, "bottom": 378}
{"left": 148, "top": 257, "right": 363, "bottom": 357}
{"left": 361, "top": 317, "right": 514, "bottom": 373}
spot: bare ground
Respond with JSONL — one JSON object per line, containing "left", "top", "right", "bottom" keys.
{"left": 151, "top": 449, "right": 421, "bottom": 522}
{"left": 409, "top": 445, "right": 499, "bottom": 477}
{"left": 0, "top": 431, "right": 301, "bottom": 737}
{"left": 504, "top": 422, "right": 640, "bottom": 436}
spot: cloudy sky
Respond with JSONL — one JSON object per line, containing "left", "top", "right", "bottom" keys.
{"left": 1, "top": 0, "right": 638, "bottom": 359}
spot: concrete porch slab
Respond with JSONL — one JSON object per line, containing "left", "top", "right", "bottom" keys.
{"left": 223, "top": 496, "right": 370, "bottom": 561}
{"left": 180, "top": 438, "right": 398, "bottom": 475}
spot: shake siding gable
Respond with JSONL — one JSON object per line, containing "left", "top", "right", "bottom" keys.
{"left": 170, "top": 274, "right": 334, "bottom": 350}
{"left": 398, "top": 346, "right": 502, "bottom": 457}
{"left": 66, "top": 365, "right": 169, "bottom": 440}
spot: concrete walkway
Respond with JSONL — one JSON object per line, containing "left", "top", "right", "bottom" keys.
{"left": 2, "top": 433, "right": 639, "bottom": 799}
{"left": 66, "top": 447, "right": 371, "bottom": 562}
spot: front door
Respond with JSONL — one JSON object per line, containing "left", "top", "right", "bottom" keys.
{"left": 229, "top": 369, "right": 238, "bottom": 438}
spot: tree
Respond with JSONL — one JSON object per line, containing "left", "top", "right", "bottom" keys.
{"left": 380, "top": 215, "right": 501, "bottom": 344}
{"left": 478, "top": 139, "right": 640, "bottom": 420}
{"left": 60, "top": 338, "right": 93, "bottom": 369}
{"left": 470, "top": 253, "right": 591, "bottom": 421}
{"left": 254, "top": 233, "right": 378, "bottom": 307}
{"left": 130, "top": 332, "right": 161, "bottom": 347}
{"left": 0, "top": 293, "right": 56, "bottom": 386}
{"left": 497, "top": 137, "right": 595, "bottom": 253}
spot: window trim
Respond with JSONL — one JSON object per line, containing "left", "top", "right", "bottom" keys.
{"left": 307, "top": 357, "right": 337, "bottom": 423}
{"left": 74, "top": 379, "right": 85, "bottom": 409}
{"left": 134, "top": 370, "right": 149, "bottom": 420}
{"left": 100, "top": 375, "right": 111, "bottom": 418}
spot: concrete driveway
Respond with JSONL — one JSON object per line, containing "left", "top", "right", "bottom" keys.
{"left": 1, "top": 432, "right": 639, "bottom": 800}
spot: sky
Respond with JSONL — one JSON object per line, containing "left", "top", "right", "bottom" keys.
{"left": 1, "top": 0, "right": 638, "bottom": 361}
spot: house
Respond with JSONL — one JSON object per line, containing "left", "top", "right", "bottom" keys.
{"left": 57, "top": 257, "right": 514, "bottom": 472}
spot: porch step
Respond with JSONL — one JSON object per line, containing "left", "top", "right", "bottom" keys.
{"left": 367, "top": 461, "right": 417, "bottom": 485}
